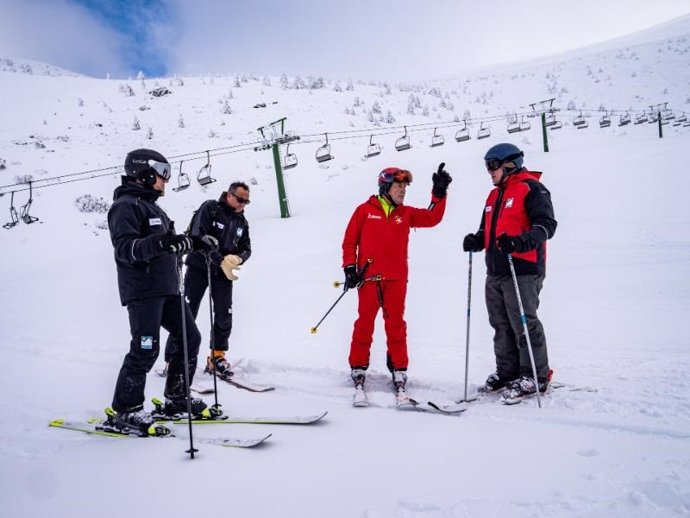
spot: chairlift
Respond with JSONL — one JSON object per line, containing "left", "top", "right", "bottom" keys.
{"left": 599, "top": 112, "right": 611, "bottom": 129}
{"left": 429, "top": 128, "right": 445, "bottom": 148}
{"left": 172, "top": 161, "right": 190, "bottom": 192}
{"left": 395, "top": 126, "right": 411, "bottom": 151}
{"left": 197, "top": 151, "right": 217, "bottom": 186}
{"left": 684, "top": 119, "right": 690, "bottom": 128}
{"left": 662, "top": 110, "right": 675, "bottom": 121}
{"left": 315, "top": 133, "right": 334, "bottom": 163}
{"left": 506, "top": 114, "right": 520, "bottom": 134}
{"left": 283, "top": 143, "right": 298, "bottom": 169}
{"left": 527, "top": 103, "right": 540, "bottom": 118}
{"left": 549, "top": 120, "right": 563, "bottom": 130}
{"left": 634, "top": 112, "right": 648, "bottom": 124}
{"left": 477, "top": 122, "right": 491, "bottom": 140}
{"left": 454, "top": 121, "right": 470, "bottom": 142}
{"left": 519, "top": 115, "right": 531, "bottom": 132}
{"left": 19, "top": 181, "right": 39, "bottom": 224}
{"left": 365, "top": 135, "right": 381, "bottom": 158}
{"left": 676, "top": 113, "right": 687, "bottom": 123}
{"left": 3, "top": 191, "right": 20, "bottom": 229}
{"left": 544, "top": 111, "right": 557, "bottom": 127}
{"left": 573, "top": 111, "right": 588, "bottom": 129}
{"left": 618, "top": 112, "right": 631, "bottom": 127}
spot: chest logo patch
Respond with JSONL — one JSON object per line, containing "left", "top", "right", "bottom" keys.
{"left": 149, "top": 217, "right": 162, "bottom": 226}
{"left": 236, "top": 228, "right": 243, "bottom": 237}
{"left": 215, "top": 221, "right": 225, "bottom": 230}
{"left": 485, "top": 206, "right": 492, "bottom": 213}
{"left": 394, "top": 215, "right": 403, "bottom": 224}
{"left": 367, "top": 213, "right": 382, "bottom": 220}
{"left": 505, "top": 198, "right": 514, "bottom": 209}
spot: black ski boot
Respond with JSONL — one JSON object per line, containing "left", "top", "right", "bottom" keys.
{"left": 351, "top": 368, "right": 367, "bottom": 388}
{"left": 480, "top": 372, "right": 513, "bottom": 393}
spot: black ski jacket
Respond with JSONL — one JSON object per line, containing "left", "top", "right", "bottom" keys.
{"left": 185, "top": 192, "right": 252, "bottom": 274}
{"left": 108, "top": 177, "right": 179, "bottom": 305}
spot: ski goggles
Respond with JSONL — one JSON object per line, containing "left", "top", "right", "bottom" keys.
{"left": 148, "top": 160, "right": 172, "bottom": 180}
{"left": 379, "top": 167, "right": 413, "bottom": 184}
{"left": 484, "top": 159, "right": 504, "bottom": 171}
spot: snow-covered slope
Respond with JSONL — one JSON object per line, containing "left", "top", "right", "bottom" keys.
{"left": 1, "top": 14, "right": 689, "bottom": 518}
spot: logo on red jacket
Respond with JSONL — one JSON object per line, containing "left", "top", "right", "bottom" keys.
{"left": 505, "top": 198, "right": 514, "bottom": 208}
{"left": 367, "top": 213, "right": 382, "bottom": 220}
{"left": 394, "top": 215, "right": 403, "bottom": 224}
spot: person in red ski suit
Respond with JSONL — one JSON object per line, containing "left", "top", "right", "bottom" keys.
{"left": 463, "top": 143, "right": 557, "bottom": 399}
{"left": 342, "top": 164, "right": 452, "bottom": 392}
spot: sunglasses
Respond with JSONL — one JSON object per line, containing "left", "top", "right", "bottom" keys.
{"left": 230, "top": 192, "right": 251, "bottom": 205}
{"left": 485, "top": 159, "right": 504, "bottom": 171}
{"left": 147, "top": 160, "right": 172, "bottom": 180}
{"left": 379, "top": 168, "right": 413, "bottom": 184}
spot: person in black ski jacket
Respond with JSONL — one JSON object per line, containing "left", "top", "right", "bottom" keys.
{"left": 463, "top": 143, "right": 557, "bottom": 400}
{"left": 164, "top": 181, "right": 252, "bottom": 379}
{"left": 107, "top": 148, "right": 219, "bottom": 432}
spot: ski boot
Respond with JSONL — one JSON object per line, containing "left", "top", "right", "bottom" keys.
{"left": 479, "top": 371, "right": 514, "bottom": 394}
{"left": 101, "top": 406, "right": 171, "bottom": 437}
{"left": 205, "top": 351, "right": 234, "bottom": 380}
{"left": 151, "top": 396, "right": 222, "bottom": 420}
{"left": 502, "top": 371, "right": 552, "bottom": 405}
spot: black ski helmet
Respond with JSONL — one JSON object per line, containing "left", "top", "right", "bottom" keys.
{"left": 484, "top": 143, "right": 524, "bottom": 174}
{"left": 124, "top": 148, "right": 170, "bottom": 186}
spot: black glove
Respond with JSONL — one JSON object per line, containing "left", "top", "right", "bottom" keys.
{"left": 462, "top": 232, "right": 484, "bottom": 252}
{"left": 496, "top": 233, "right": 526, "bottom": 255}
{"left": 343, "top": 264, "right": 363, "bottom": 290}
{"left": 431, "top": 162, "right": 453, "bottom": 198}
{"left": 191, "top": 234, "right": 219, "bottom": 252}
{"left": 160, "top": 233, "right": 193, "bottom": 254}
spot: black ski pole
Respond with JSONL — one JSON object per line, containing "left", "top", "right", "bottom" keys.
{"left": 459, "top": 251, "right": 477, "bottom": 402}
{"left": 177, "top": 255, "right": 198, "bottom": 457}
{"left": 310, "top": 259, "right": 371, "bottom": 334}
{"left": 507, "top": 253, "right": 542, "bottom": 409}
{"left": 206, "top": 255, "right": 220, "bottom": 410}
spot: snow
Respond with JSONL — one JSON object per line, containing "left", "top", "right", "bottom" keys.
{"left": 1, "top": 15, "right": 690, "bottom": 518}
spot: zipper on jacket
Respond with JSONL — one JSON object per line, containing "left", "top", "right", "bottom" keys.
{"left": 488, "top": 187, "right": 504, "bottom": 275}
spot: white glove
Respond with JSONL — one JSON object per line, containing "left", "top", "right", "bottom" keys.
{"left": 221, "top": 255, "right": 243, "bottom": 281}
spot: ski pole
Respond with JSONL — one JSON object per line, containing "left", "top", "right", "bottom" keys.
{"left": 177, "top": 255, "right": 198, "bottom": 456}
{"left": 206, "top": 255, "right": 220, "bottom": 410}
{"left": 459, "top": 251, "right": 477, "bottom": 402}
{"left": 310, "top": 259, "right": 371, "bottom": 334}
{"left": 507, "top": 254, "right": 542, "bottom": 409}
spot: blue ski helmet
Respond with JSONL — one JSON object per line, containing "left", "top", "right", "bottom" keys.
{"left": 484, "top": 143, "right": 524, "bottom": 174}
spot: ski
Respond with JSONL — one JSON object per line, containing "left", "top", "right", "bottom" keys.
{"left": 393, "top": 389, "right": 465, "bottom": 415}
{"left": 169, "top": 411, "right": 328, "bottom": 425}
{"left": 217, "top": 376, "right": 276, "bottom": 393}
{"left": 456, "top": 381, "right": 597, "bottom": 405}
{"left": 50, "top": 418, "right": 271, "bottom": 448}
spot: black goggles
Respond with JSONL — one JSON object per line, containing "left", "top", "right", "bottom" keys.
{"left": 148, "top": 160, "right": 172, "bottom": 180}
{"left": 485, "top": 159, "right": 503, "bottom": 171}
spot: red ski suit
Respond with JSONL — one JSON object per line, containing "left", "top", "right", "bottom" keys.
{"left": 342, "top": 193, "right": 446, "bottom": 370}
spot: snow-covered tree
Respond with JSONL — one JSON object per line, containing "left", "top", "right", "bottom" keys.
{"left": 132, "top": 116, "right": 141, "bottom": 131}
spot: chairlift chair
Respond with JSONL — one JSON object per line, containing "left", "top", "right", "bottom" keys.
{"left": 662, "top": 110, "right": 675, "bottom": 121}
{"left": 365, "top": 135, "right": 381, "bottom": 158}
{"left": 544, "top": 111, "right": 557, "bottom": 127}
{"left": 430, "top": 128, "right": 445, "bottom": 147}
{"left": 618, "top": 112, "right": 631, "bottom": 126}
{"left": 477, "top": 122, "right": 491, "bottom": 140}
{"left": 506, "top": 114, "right": 520, "bottom": 134}
{"left": 549, "top": 121, "right": 563, "bottom": 130}
{"left": 315, "top": 133, "right": 334, "bottom": 163}
{"left": 172, "top": 161, "right": 190, "bottom": 192}
{"left": 573, "top": 111, "right": 588, "bottom": 129}
{"left": 454, "top": 121, "right": 470, "bottom": 142}
{"left": 395, "top": 126, "right": 411, "bottom": 151}
{"left": 19, "top": 181, "right": 39, "bottom": 224}
{"left": 676, "top": 113, "right": 688, "bottom": 123}
{"left": 284, "top": 143, "right": 298, "bottom": 169}
{"left": 599, "top": 112, "right": 611, "bottom": 128}
{"left": 3, "top": 191, "right": 20, "bottom": 229}
{"left": 197, "top": 151, "right": 217, "bottom": 186}
{"left": 519, "top": 116, "right": 531, "bottom": 132}
{"left": 634, "top": 113, "right": 648, "bottom": 124}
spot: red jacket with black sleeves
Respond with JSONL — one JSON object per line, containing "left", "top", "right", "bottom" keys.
{"left": 342, "top": 194, "right": 446, "bottom": 281}
{"left": 477, "top": 170, "right": 557, "bottom": 277}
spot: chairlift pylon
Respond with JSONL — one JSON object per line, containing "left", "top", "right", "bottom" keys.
{"left": 3, "top": 191, "right": 20, "bottom": 229}
{"left": 19, "top": 180, "right": 39, "bottom": 224}
{"left": 172, "top": 161, "right": 190, "bottom": 192}
{"left": 365, "top": 135, "right": 381, "bottom": 158}
{"left": 430, "top": 128, "right": 444, "bottom": 148}
{"left": 477, "top": 121, "right": 491, "bottom": 140}
{"left": 395, "top": 126, "right": 411, "bottom": 151}
{"left": 197, "top": 151, "right": 217, "bottom": 186}
{"left": 315, "top": 133, "right": 334, "bottom": 163}
{"left": 455, "top": 121, "right": 471, "bottom": 142}
{"left": 284, "top": 143, "right": 298, "bottom": 169}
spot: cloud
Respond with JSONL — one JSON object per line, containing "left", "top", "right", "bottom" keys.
{"left": 0, "top": 0, "right": 131, "bottom": 77}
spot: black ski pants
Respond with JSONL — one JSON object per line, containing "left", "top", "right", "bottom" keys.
{"left": 485, "top": 274, "right": 550, "bottom": 381}
{"left": 164, "top": 265, "right": 234, "bottom": 362}
{"left": 112, "top": 295, "right": 201, "bottom": 412}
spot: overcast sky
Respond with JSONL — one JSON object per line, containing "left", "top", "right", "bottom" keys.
{"left": 1, "top": 0, "right": 689, "bottom": 81}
